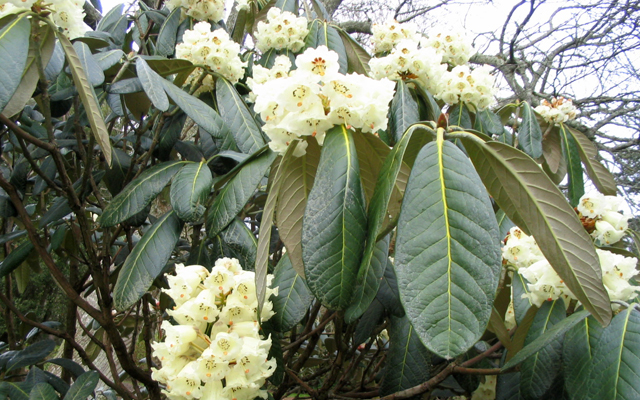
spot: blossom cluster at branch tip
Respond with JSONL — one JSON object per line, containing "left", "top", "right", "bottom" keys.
{"left": 151, "top": 259, "right": 278, "bottom": 400}
{"left": 175, "top": 22, "right": 247, "bottom": 94}
{"left": 371, "top": 20, "right": 418, "bottom": 54}
{"left": 436, "top": 65, "right": 496, "bottom": 111}
{"left": 534, "top": 96, "right": 579, "bottom": 124}
{"left": 576, "top": 191, "right": 629, "bottom": 246}
{"left": 251, "top": 46, "right": 395, "bottom": 157}
{"left": 421, "top": 27, "right": 474, "bottom": 67}
{"left": 165, "top": 0, "right": 225, "bottom": 22}
{"left": 255, "top": 8, "right": 309, "bottom": 53}
{"left": 0, "top": 0, "right": 86, "bottom": 38}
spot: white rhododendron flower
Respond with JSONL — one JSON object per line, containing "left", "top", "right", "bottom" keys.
{"left": 175, "top": 22, "right": 247, "bottom": 94}
{"left": 255, "top": 8, "right": 309, "bottom": 53}
{"left": 576, "top": 191, "right": 629, "bottom": 246}
{"left": 166, "top": 0, "right": 225, "bottom": 22}
{"left": 422, "top": 27, "right": 474, "bottom": 66}
{"left": 369, "top": 39, "right": 447, "bottom": 93}
{"left": 252, "top": 46, "right": 395, "bottom": 156}
{"left": 436, "top": 64, "right": 497, "bottom": 111}
{"left": 0, "top": 0, "right": 86, "bottom": 38}
{"left": 597, "top": 249, "right": 640, "bottom": 306}
{"left": 152, "top": 260, "right": 278, "bottom": 400}
{"left": 371, "top": 19, "right": 418, "bottom": 54}
{"left": 534, "top": 96, "right": 579, "bottom": 124}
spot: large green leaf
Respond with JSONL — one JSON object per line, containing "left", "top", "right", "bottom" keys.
{"left": 96, "top": 3, "right": 128, "bottom": 44}
{"left": 559, "top": 124, "right": 584, "bottom": 207}
{"left": 216, "top": 77, "right": 265, "bottom": 154}
{"left": 395, "top": 134, "right": 501, "bottom": 358}
{"left": 518, "top": 102, "right": 543, "bottom": 159}
{"left": 62, "top": 371, "right": 98, "bottom": 400}
{"left": 136, "top": 57, "right": 169, "bottom": 111}
{"left": 156, "top": 8, "right": 181, "bottom": 57}
{"left": 212, "top": 218, "right": 257, "bottom": 270}
{"left": 0, "top": 15, "right": 30, "bottom": 113}
{"left": 512, "top": 272, "right": 533, "bottom": 326}
{"left": 563, "top": 315, "right": 605, "bottom": 399}
{"left": 586, "top": 306, "right": 640, "bottom": 400}
{"left": 270, "top": 254, "right": 313, "bottom": 332}
{"left": 57, "top": 33, "right": 112, "bottom": 165}
{"left": 448, "top": 102, "right": 472, "bottom": 129}
{"left": 5, "top": 340, "right": 55, "bottom": 373}
{"left": 161, "top": 78, "right": 227, "bottom": 137}
{"left": 302, "top": 125, "right": 367, "bottom": 310}
{"left": 207, "top": 148, "right": 275, "bottom": 237}
{"left": 276, "top": 138, "right": 320, "bottom": 278}
{"left": 71, "top": 41, "right": 104, "bottom": 86}
{"left": 113, "top": 211, "right": 183, "bottom": 310}
{"left": 462, "top": 138, "right": 612, "bottom": 326}
{"left": 99, "top": 161, "right": 186, "bottom": 227}
{"left": 28, "top": 383, "right": 57, "bottom": 400}
{"left": 170, "top": 161, "right": 213, "bottom": 222}
{"left": 338, "top": 29, "right": 370, "bottom": 75}
{"left": 388, "top": 80, "right": 419, "bottom": 144}
{"left": 517, "top": 300, "right": 566, "bottom": 400}
{"left": 380, "top": 315, "right": 432, "bottom": 396}
{"left": 566, "top": 126, "right": 617, "bottom": 195}
{"left": 0, "top": 240, "right": 34, "bottom": 279}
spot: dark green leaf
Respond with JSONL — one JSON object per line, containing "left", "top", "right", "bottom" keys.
{"left": 113, "top": 211, "right": 184, "bottom": 310}
{"left": 0, "top": 240, "right": 34, "bottom": 279}
{"left": 518, "top": 102, "right": 543, "bottom": 159}
{"left": 377, "top": 260, "right": 403, "bottom": 317}
{"left": 512, "top": 272, "right": 533, "bottom": 326}
{"left": 142, "top": 57, "right": 194, "bottom": 77}
{"left": 96, "top": 4, "right": 128, "bottom": 44}
{"left": 103, "top": 148, "right": 132, "bottom": 196}
{"left": 302, "top": 126, "right": 367, "bottom": 310}
{"left": 62, "top": 371, "right": 98, "bottom": 400}
{"left": 388, "top": 80, "right": 419, "bottom": 145}
{"left": 271, "top": 254, "right": 313, "bottom": 332}
{"left": 156, "top": 8, "right": 181, "bottom": 57}
{"left": 136, "top": 57, "right": 169, "bottom": 111}
{"left": 215, "top": 77, "right": 265, "bottom": 154}
{"left": 108, "top": 78, "right": 143, "bottom": 94}
{"left": 214, "top": 218, "right": 257, "bottom": 270}
{"left": 99, "top": 161, "right": 186, "bottom": 227}
{"left": 33, "top": 157, "right": 56, "bottom": 196}
{"left": 449, "top": 103, "right": 472, "bottom": 129}
{"left": 586, "top": 306, "right": 640, "bottom": 400}
{"left": 566, "top": 126, "right": 617, "bottom": 196}
{"left": 559, "top": 124, "right": 584, "bottom": 207}
{"left": 45, "top": 358, "right": 85, "bottom": 379}
{"left": 496, "top": 371, "right": 521, "bottom": 400}
{"left": 517, "top": 300, "right": 565, "bottom": 400}
{"left": 395, "top": 135, "right": 501, "bottom": 358}
{"left": 563, "top": 315, "right": 604, "bottom": 399}
{"left": 380, "top": 315, "right": 432, "bottom": 396}
{"left": 57, "top": 33, "right": 111, "bottom": 165}
{"left": 0, "top": 230, "right": 26, "bottom": 245}
{"left": 208, "top": 148, "right": 275, "bottom": 236}
{"left": 275, "top": 0, "right": 297, "bottom": 12}
{"left": 474, "top": 109, "right": 504, "bottom": 137}
{"left": 496, "top": 209, "right": 515, "bottom": 241}
{"left": 94, "top": 49, "right": 124, "bottom": 71}
{"left": 170, "top": 161, "right": 213, "bottom": 222}
{"left": 461, "top": 138, "right": 612, "bottom": 326}
{"left": 161, "top": 78, "right": 226, "bottom": 137}
{"left": 338, "top": 29, "right": 370, "bottom": 75}
{"left": 354, "top": 299, "right": 385, "bottom": 345}
{"left": 5, "top": 340, "right": 56, "bottom": 372}
{"left": 28, "top": 383, "right": 57, "bottom": 400}
{"left": 0, "top": 15, "right": 30, "bottom": 113}
{"left": 71, "top": 41, "right": 104, "bottom": 86}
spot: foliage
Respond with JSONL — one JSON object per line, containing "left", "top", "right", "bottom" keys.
{"left": 0, "top": 1, "right": 638, "bottom": 400}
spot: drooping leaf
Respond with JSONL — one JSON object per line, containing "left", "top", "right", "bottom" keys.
{"left": 215, "top": 77, "right": 265, "bottom": 154}
{"left": 275, "top": 138, "right": 320, "bottom": 278}
{"left": 45, "top": 358, "right": 85, "bottom": 379}
{"left": 496, "top": 209, "right": 515, "bottom": 240}
{"left": 395, "top": 134, "right": 501, "bottom": 359}
{"left": 62, "top": 371, "right": 99, "bottom": 400}
{"left": 157, "top": 112, "right": 187, "bottom": 160}
{"left": 5, "top": 340, "right": 56, "bottom": 372}
{"left": 563, "top": 315, "right": 605, "bottom": 399}
{"left": 354, "top": 299, "right": 385, "bottom": 345}
{"left": 338, "top": 29, "right": 370, "bottom": 75}
{"left": 0, "top": 16, "right": 30, "bottom": 113}
{"left": 474, "top": 109, "right": 504, "bottom": 137}
{"left": 99, "top": 161, "right": 186, "bottom": 227}
{"left": 0, "top": 240, "right": 34, "bottom": 279}
{"left": 302, "top": 126, "right": 367, "bottom": 310}
{"left": 377, "top": 259, "right": 404, "bottom": 317}
{"left": 461, "top": 138, "right": 612, "bottom": 326}
{"left": 518, "top": 102, "right": 543, "bottom": 159}
{"left": 541, "top": 124, "right": 563, "bottom": 174}
{"left": 136, "top": 57, "right": 169, "bottom": 111}
{"left": 586, "top": 306, "right": 640, "bottom": 400}
{"left": 28, "top": 383, "right": 57, "bottom": 400}
{"left": 108, "top": 78, "right": 144, "bottom": 94}
{"left": 104, "top": 148, "right": 132, "bottom": 196}
{"left": 156, "top": 8, "right": 181, "bottom": 57}
{"left": 71, "top": 41, "right": 104, "bottom": 86}
{"left": 170, "top": 161, "right": 213, "bottom": 222}
{"left": 380, "top": 315, "right": 432, "bottom": 396}
{"left": 93, "top": 49, "right": 124, "bottom": 71}
{"left": 512, "top": 272, "right": 533, "bottom": 326}
{"left": 161, "top": 78, "right": 226, "bottom": 136}
{"left": 96, "top": 4, "right": 128, "bottom": 44}
{"left": 57, "top": 33, "right": 112, "bottom": 165}
{"left": 113, "top": 211, "right": 184, "bottom": 310}
{"left": 559, "top": 124, "right": 584, "bottom": 207}
{"left": 142, "top": 57, "right": 194, "bottom": 77}
{"left": 566, "top": 126, "right": 617, "bottom": 196}
{"left": 448, "top": 102, "right": 472, "bottom": 129}
{"left": 271, "top": 254, "right": 314, "bottom": 332}
{"left": 207, "top": 148, "right": 275, "bottom": 237}
{"left": 213, "top": 218, "right": 257, "bottom": 270}
{"left": 388, "top": 80, "right": 419, "bottom": 145}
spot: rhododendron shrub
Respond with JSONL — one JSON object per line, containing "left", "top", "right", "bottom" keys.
{"left": 0, "top": 3, "right": 638, "bottom": 400}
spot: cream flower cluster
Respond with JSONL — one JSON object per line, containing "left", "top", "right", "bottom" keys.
{"left": 255, "top": 8, "right": 309, "bottom": 53}
{"left": 246, "top": 55, "right": 292, "bottom": 102}
{"left": 371, "top": 19, "right": 418, "bottom": 54}
{"left": 0, "top": 0, "right": 86, "bottom": 38}
{"left": 152, "top": 259, "right": 278, "bottom": 400}
{"left": 369, "top": 39, "right": 447, "bottom": 94}
{"left": 166, "top": 0, "right": 225, "bottom": 22}
{"left": 577, "top": 191, "right": 629, "bottom": 246}
{"left": 421, "top": 27, "right": 474, "bottom": 66}
{"left": 534, "top": 96, "right": 579, "bottom": 124}
{"left": 436, "top": 65, "right": 496, "bottom": 111}
{"left": 503, "top": 225, "right": 640, "bottom": 308}
{"left": 252, "top": 46, "right": 395, "bottom": 156}
{"left": 176, "top": 22, "right": 246, "bottom": 94}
